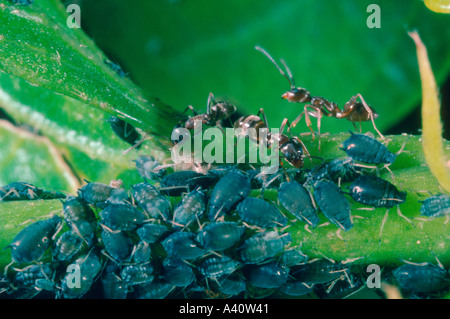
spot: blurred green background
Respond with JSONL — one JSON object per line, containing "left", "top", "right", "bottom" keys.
{"left": 78, "top": 0, "right": 450, "bottom": 137}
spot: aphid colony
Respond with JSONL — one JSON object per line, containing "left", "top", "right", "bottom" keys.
{"left": 2, "top": 144, "right": 450, "bottom": 299}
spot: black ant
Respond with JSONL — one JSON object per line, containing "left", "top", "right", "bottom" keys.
{"left": 234, "top": 108, "right": 312, "bottom": 169}
{"left": 171, "top": 92, "right": 237, "bottom": 145}
{"left": 182, "top": 92, "right": 237, "bottom": 130}
{"left": 255, "top": 46, "right": 384, "bottom": 140}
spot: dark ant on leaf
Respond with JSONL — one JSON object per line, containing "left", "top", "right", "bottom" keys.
{"left": 234, "top": 108, "right": 316, "bottom": 170}
{"left": 255, "top": 46, "right": 384, "bottom": 139}
{"left": 182, "top": 92, "right": 237, "bottom": 131}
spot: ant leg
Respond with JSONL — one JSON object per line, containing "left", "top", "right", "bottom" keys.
{"left": 303, "top": 105, "right": 317, "bottom": 139}
{"left": 257, "top": 107, "right": 270, "bottom": 128}
{"left": 207, "top": 93, "right": 215, "bottom": 114}
{"left": 356, "top": 93, "right": 385, "bottom": 140}
{"left": 279, "top": 118, "right": 289, "bottom": 136}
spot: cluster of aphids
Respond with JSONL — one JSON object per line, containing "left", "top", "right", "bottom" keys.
{"left": 2, "top": 147, "right": 450, "bottom": 299}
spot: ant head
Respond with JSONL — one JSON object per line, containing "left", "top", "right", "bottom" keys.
{"left": 282, "top": 88, "right": 311, "bottom": 103}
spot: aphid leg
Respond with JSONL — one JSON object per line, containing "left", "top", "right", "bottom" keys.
{"left": 304, "top": 224, "right": 313, "bottom": 234}
{"left": 395, "top": 135, "right": 411, "bottom": 156}
{"left": 379, "top": 208, "right": 390, "bottom": 241}
{"left": 325, "top": 276, "right": 341, "bottom": 294}
{"left": 99, "top": 223, "right": 122, "bottom": 234}
{"left": 355, "top": 93, "right": 385, "bottom": 140}
{"left": 396, "top": 206, "right": 415, "bottom": 227}
{"left": 335, "top": 228, "right": 345, "bottom": 241}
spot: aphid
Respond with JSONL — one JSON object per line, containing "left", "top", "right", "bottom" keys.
{"left": 136, "top": 280, "right": 176, "bottom": 299}
{"left": 278, "top": 181, "right": 319, "bottom": 227}
{"left": 216, "top": 276, "right": 246, "bottom": 296}
{"left": 101, "top": 263, "right": 129, "bottom": 299}
{"left": 160, "top": 170, "right": 216, "bottom": 197}
{"left": 172, "top": 188, "right": 207, "bottom": 228}
{"left": 313, "top": 180, "right": 353, "bottom": 231}
{"left": 8, "top": 215, "right": 62, "bottom": 263}
{"left": 307, "top": 158, "right": 361, "bottom": 186}
{"left": 420, "top": 194, "right": 450, "bottom": 218}
{"left": 349, "top": 175, "right": 410, "bottom": 237}
{"left": 52, "top": 231, "right": 84, "bottom": 262}
{"left": 78, "top": 181, "right": 115, "bottom": 208}
{"left": 239, "top": 230, "right": 292, "bottom": 264}
{"left": 278, "top": 280, "right": 314, "bottom": 296}
{"left": 0, "top": 181, "right": 65, "bottom": 201}
{"left": 14, "top": 264, "right": 54, "bottom": 287}
{"left": 198, "top": 256, "right": 240, "bottom": 278}
{"left": 104, "top": 59, "right": 127, "bottom": 78}
{"left": 196, "top": 221, "right": 244, "bottom": 251}
{"left": 120, "top": 264, "right": 154, "bottom": 285}
{"left": 290, "top": 259, "right": 350, "bottom": 285}
{"left": 161, "top": 231, "right": 205, "bottom": 260}
{"left": 162, "top": 258, "right": 195, "bottom": 287}
{"left": 131, "top": 241, "right": 152, "bottom": 264}
{"left": 313, "top": 273, "right": 364, "bottom": 299}
{"left": 340, "top": 132, "right": 398, "bottom": 165}
{"left": 105, "top": 187, "right": 130, "bottom": 206}
{"left": 255, "top": 46, "right": 382, "bottom": 138}
{"left": 108, "top": 116, "right": 142, "bottom": 148}
{"left": 393, "top": 262, "right": 450, "bottom": 294}
{"left": 101, "top": 228, "right": 133, "bottom": 263}
{"left": 207, "top": 170, "right": 251, "bottom": 221}
{"left": 181, "top": 92, "right": 237, "bottom": 131}
{"left": 100, "top": 203, "right": 146, "bottom": 231}
{"left": 136, "top": 223, "right": 169, "bottom": 244}
{"left": 60, "top": 251, "right": 102, "bottom": 299}
{"left": 62, "top": 196, "right": 97, "bottom": 245}
{"left": 349, "top": 175, "right": 406, "bottom": 208}
{"left": 134, "top": 155, "right": 167, "bottom": 181}
{"left": 131, "top": 182, "right": 171, "bottom": 220}
{"left": 279, "top": 247, "right": 309, "bottom": 267}
{"left": 245, "top": 262, "right": 289, "bottom": 289}
{"left": 236, "top": 197, "right": 287, "bottom": 228}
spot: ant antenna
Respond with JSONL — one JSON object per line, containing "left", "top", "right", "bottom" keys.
{"left": 255, "top": 46, "right": 295, "bottom": 89}
{"left": 280, "top": 59, "right": 295, "bottom": 87}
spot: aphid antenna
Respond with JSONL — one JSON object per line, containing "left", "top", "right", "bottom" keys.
{"left": 342, "top": 284, "right": 366, "bottom": 299}
{"left": 51, "top": 220, "right": 65, "bottom": 241}
{"left": 99, "top": 223, "right": 122, "bottom": 234}
{"left": 254, "top": 45, "right": 295, "bottom": 89}
{"left": 206, "top": 250, "right": 224, "bottom": 258}
{"left": 122, "top": 133, "right": 151, "bottom": 155}
{"left": 100, "top": 249, "right": 120, "bottom": 265}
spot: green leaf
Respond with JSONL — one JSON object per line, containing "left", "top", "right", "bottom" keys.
{"left": 0, "top": 0, "right": 179, "bottom": 136}
{"left": 0, "top": 119, "right": 78, "bottom": 193}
